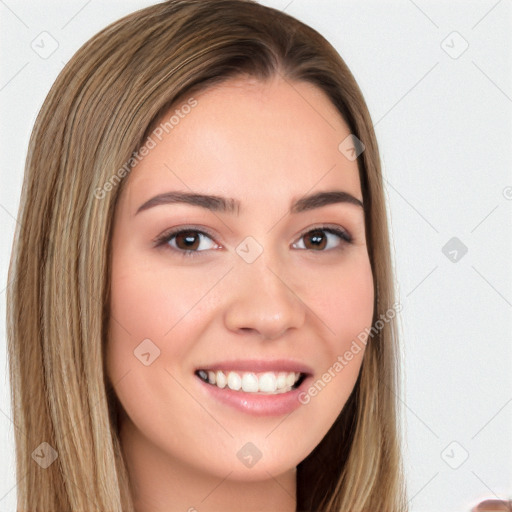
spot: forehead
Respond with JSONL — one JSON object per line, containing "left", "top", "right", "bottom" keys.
{"left": 121, "top": 76, "right": 362, "bottom": 213}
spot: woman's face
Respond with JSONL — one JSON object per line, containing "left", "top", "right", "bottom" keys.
{"left": 107, "top": 75, "right": 374, "bottom": 481}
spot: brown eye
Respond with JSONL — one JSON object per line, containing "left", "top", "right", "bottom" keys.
{"left": 303, "top": 229, "right": 328, "bottom": 250}
{"left": 293, "top": 227, "right": 352, "bottom": 252}
{"left": 155, "top": 228, "right": 218, "bottom": 257}
{"left": 174, "top": 230, "right": 202, "bottom": 251}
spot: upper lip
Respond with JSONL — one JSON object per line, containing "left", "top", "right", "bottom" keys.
{"left": 195, "top": 359, "right": 314, "bottom": 375}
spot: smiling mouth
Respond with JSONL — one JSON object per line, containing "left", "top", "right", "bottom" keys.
{"left": 195, "top": 369, "right": 308, "bottom": 395}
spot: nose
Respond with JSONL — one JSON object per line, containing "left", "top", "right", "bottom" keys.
{"left": 223, "top": 257, "right": 306, "bottom": 340}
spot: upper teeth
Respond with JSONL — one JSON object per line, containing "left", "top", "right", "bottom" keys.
{"left": 197, "top": 370, "right": 301, "bottom": 394}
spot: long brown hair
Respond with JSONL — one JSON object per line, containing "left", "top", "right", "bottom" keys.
{"left": 7, "top": 1, "right": 407, "bottom": 510}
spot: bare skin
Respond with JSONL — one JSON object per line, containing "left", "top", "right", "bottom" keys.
{"left": 106, "top": 75, "right": 374, "bottom": 511}
{"left": 472, "top": 500, "right": 512, "bottom": 511}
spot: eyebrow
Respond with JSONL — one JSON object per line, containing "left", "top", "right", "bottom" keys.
{"left": 135, "top": 190, "right": 364, "bottom": 216}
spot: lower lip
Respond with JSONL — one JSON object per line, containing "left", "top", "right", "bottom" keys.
{"left": 195, "top": 374, "right": 313, "bottom": 416}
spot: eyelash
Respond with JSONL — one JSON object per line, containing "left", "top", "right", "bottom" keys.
{"left": 153, "top": 225, "right": 353, "bottom": 258}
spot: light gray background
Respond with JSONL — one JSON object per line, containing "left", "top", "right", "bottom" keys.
{"left": 1, "top": 1, "right": 511, "bottom": 511}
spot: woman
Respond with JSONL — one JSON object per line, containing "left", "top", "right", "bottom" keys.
{"left": 7, "top": 0, "right": 407, "bottom": 510}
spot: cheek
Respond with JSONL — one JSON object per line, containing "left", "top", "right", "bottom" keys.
{"left": 294, "top": 254, "right": 374, "bottom": 431}
{"left": 301, "top": 252, "right": 375, "bottom": 347}
{"left": 107, "top": 250, "right": 221, "bottom": 355}
{"left": 105, "top": 258, "right": 219, "bottom": 465}
{"left": 325, "top": 255, "right": 374, "bottom": 384}
{"left": 105, "top": 251, "right": 228, "bottom": 414}
{"left": 105, "top": 249, "right": 193, "bottom": 400}
{"left": 329, "top": 259, "right": 374, "bottom": 342}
